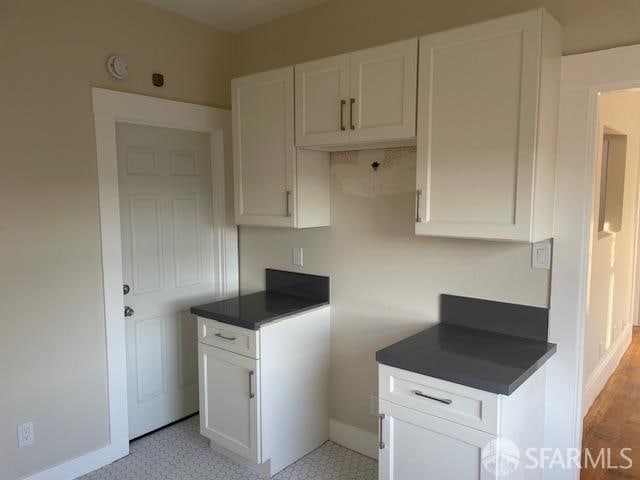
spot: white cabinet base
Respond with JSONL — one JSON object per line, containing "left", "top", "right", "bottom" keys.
{"left": 198, "top": 306, "right": 330, "bottom": 477}
{"left": 378, "top": 365, "right": 547, "bottom": 480}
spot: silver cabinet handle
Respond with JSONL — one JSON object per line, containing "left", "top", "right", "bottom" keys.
{"left": 378, "top": 413, "right": 386, "bottom": 450}
{"left": 340, "top": 99, "right": 346, "bottom": 131}
{"left": 350, "top": 98, "right": 356, "bottom": 130}
{"left": 413, "top": 390, "right": 452, "bottom": 405}
{"left": 249, "top": 370, "right": 255, "bottom": 399}
{"left": 214, "top": 332, "right": 236, "bottom": 341}
{"left": 416, "top": 189, "right": 422, "bottom": 223}
{"left": 286, "top": 190, "right": 292, "bottom": 217}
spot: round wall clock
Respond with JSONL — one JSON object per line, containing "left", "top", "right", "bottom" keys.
{"left": 106, "top": 55, "right": 129, "bottom": 80}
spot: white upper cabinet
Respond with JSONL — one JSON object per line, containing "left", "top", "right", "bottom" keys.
{"left": 295, "top": 39, "right": 418, "bottom": 149}
{"left": 232, "top": 67, "right": 330, "bottom": 228}
{"left": 415, "top": 9, "right": 562, "bottom": 242}
{"left": 295, "top": 54, "right": 350, "bottom": 146}
{"left": 349, "top": 40, "right": 417, "bottom": 144}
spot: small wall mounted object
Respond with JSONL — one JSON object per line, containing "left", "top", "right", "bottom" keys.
{"left": 152, "top": 73, "right": 164, "bottom": 87}
{"left": 106, "top": 55, "right": 129, "bottom": 80}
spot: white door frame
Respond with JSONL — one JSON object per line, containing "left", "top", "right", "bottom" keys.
{"left": 26, "top": 88, "right": 238, "bottom": 480}
{"left": 544, "top": 45, "right": 640, "bottom": 480}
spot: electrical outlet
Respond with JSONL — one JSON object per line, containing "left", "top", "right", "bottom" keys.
{"left": 369, "top": 395, "right": 379, "bottom": 416}
{"left": 292, "top": 247, "right": 303, "bottom": 267}
{"left": 17, "top": 422, "right": 34, "bottom": 448}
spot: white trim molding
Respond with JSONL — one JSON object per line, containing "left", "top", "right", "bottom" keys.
{"left": 582, "top": 325, "right": 632, "bottom": 416}
{"left": 24, "top": 88, "right": 238, "bottom": 480}
{"left": 545, "top": 44, "right": 640, "bottom": 480}
{"left": 329, "top": 419, "right": 378, "bottom": 460}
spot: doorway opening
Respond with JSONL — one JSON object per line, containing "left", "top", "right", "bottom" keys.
{"left": 92, "top": 88, "right": 238, "bottom": 469}
{"left": 580, "top": 88, "right": 640, "bottom": 478}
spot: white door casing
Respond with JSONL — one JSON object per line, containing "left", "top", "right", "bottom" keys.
{"left": 117, "top": 123, "right": 217, "bottom": 438}
{"left": 66, "top": 88, "right": 239, "bottom": 480}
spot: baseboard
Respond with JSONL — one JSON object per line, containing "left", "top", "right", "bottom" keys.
{"left": 583, "top": 325, "right": 632, "bottom": 416}
{"left": 21, "top": 443, "right": 128, "bottom": 480}
{"left": 329, "top": 419, "right": 378, "bottom": 460}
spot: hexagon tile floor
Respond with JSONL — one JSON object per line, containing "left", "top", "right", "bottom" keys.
{"left": 80, "top": 415, "right": 377, "bottom": 480}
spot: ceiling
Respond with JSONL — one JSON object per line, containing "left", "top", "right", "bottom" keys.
{"left": 140, "top": 0, "right": 327, "bottom": 32}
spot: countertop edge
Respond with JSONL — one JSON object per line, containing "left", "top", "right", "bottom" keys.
{"left": 375, "top": 341, "right": 558, "bottom": 396}
{"left": 191, "top": 300, "right": 330, "bottom": 330}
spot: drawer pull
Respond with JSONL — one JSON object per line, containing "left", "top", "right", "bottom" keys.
{"left": 215, "top": 332, "right": 237, "bottom": 341}
{"left": 249, "top": 370, "right": 255, "bottom": 399}
{"left": 413, "top": 390, "right": 452, "bottom": 405}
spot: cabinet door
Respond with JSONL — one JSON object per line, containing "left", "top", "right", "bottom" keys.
{"left": 198, "top": 343, "right": 260, "bottom": 462}
{"left": 379, "top": 400, "right": 497, "bottom": 480}
{"left": 295, "top": 54, "right": 350, "bottom": 147}
{"left": 349, "top": 39, "right": 417, "bottom": 144}
{"left": 232, "top": 67, "right": 295, "bottom": 227}
{"left": 415, "top": 11, "right": 542, "bottom": 241}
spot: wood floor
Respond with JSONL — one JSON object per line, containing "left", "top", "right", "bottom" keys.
{"left": 581, "top": 327, "right": 640, "bottom": 479}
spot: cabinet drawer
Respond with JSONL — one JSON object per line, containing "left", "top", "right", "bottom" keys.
{"left": 198, "top": 317, "right": 259, "bottom": 359}
{"left": 378, "top": 365, "right": 499, "bottom": 434}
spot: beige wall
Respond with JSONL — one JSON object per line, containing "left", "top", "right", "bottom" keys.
{"left": 233, "top": 0, "right": 640, "bottom": 76}
{"left": 583, "top": 91, "right": 640, "bottom": 385}
{"left": 6, "top": 1, "right": 640, "bottom": 478}
{"left": 0, "top": 1, "right": 233, "bottom": 478}
{"left": 239, "top": 148, "right": 551, "bottom": 433}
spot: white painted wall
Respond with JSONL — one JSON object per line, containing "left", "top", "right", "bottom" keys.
{"left": 238, "top": 148, "right": 551, "bottom": 433}
{"left": 582, "top": 90, "right": 640, "bottom": 413}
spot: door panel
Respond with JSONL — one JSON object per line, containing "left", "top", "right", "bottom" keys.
{"left": 232, "top": 67, "right": 295, "bottom": 227}
{"left": 199, "top": 343, "right": 260, "bottom": 462}
{"left": 416, "top": 12, "right": 539, "bottom": 240}
{"left": 379, "top": 400, "right": 496, "bottom": 480}
{"left": 350, "top": 39, "right": 417, "bottom": 144}
{"left": 117, "top": 122, "right": 215, "bottom": 439}
{"left": 295, "top": 55, "right": 350, "bottom": 146}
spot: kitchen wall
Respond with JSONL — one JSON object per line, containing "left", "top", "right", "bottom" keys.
{"left": 239, "top": 148, "right": 551, "bottom": 433}
{"left": 0, "top": 1, "right": 233, "bottom": 478}
{"left": 233, "top": 0, "right": 640, "bottom": 76}
{"left": 232, "top": 0, "right": 640, "bottom": 438}
{"left": 583, "top": 90, "right": 640, "bottom": 411}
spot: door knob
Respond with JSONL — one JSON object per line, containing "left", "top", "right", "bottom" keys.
{"left": 124, "top": 306, "right": 134, "bottom": 317}
{"left": 123, "top": 284, "right": 130, "bottom": 295}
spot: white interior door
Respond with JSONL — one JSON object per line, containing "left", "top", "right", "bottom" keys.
{"left": 117, "top": 122, "right": 215, "bottom": 439}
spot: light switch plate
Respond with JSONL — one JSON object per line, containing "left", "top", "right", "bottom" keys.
{"left": 292, "top": 247, "right": 303, "bottom": 267}
{"left": 532, "top": 239, "right": 552, "bottom": 270}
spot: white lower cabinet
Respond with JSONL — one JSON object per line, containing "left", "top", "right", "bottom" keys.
{"left": 197, "top": 306, "right": 330, "bottom": 477}
{"left": 199, "top": 343, "right": 260, "bottom": 463}
{"left": 378, "top": 364, "right": 547, "bottom": 480}
{"left": 379, "top": 399, "right": 496, "bottom": 480}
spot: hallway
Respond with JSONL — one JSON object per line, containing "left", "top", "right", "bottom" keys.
{"left": 582, "top": 327, "right": 640, "bottom": 479}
